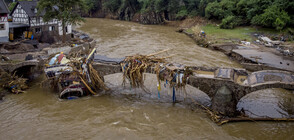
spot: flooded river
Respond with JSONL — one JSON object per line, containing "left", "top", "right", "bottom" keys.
{"left": 1, "top": 18, "right": 293, "bottom": 139}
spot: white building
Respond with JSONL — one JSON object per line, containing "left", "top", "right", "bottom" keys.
{"left": 10, "top": 1, "right": 72, "bottom": 40}
{"left": 0, "top": 0, "right": 9, "bottom": 43}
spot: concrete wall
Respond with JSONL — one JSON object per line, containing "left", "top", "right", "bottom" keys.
{"left": 0, "top": 16, "right": 9, "bottom": 43}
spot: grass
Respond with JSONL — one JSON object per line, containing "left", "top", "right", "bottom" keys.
{"left": 200, "top": 24, "right": 286, "bottom": 43}
{"left": 202, "top": 24, "right": 255, "bottom": 42}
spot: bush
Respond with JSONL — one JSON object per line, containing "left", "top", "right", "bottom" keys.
{"left": 251, "top": 5, "right": 290, "bottom": 30}
{"left": 205, "top": 2, "right": 223, "bottom": 19}
{"left": 176, "top": 9, "right": 188, "bottom": 19}
{"left": 220, "top": 16, "right": 241, "bottom": 29}
{"left": 205, "top": 0, "right": 236, "bottom": 20}
{"left": 9, "top": 2, "right": 17, "bottom": 11}
{"left": 103, "top": 0, "right": 122, "bottom": 12}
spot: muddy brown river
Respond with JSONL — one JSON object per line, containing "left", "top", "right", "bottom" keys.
{"left": 0, "top": 18, "right": 293, "bottom": 139}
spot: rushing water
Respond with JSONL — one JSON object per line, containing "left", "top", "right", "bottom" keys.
{"left": 1, "top": 18, "right": 293, "bottom": 139}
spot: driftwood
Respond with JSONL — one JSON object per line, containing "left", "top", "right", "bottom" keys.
{"left": 45, "top": 49, "right": 109, "bottom": 97}
{"left": 79, "top": 75, "right": 96, "bottom": 95}
{"left": 147, "top": 49, "right": 170, "bottom": 57}
{"left": 0, "top": 69, "right": 28, "bottom": 94}
{"left": 218, "top": 117, "right": 294, "bottom": 125}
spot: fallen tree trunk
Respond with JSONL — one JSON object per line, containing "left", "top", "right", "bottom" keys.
{"left": 218, "top": 117, "right": 294, "bottom": 125}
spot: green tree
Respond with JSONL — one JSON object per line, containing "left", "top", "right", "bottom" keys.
{"left": 199, "top": 0, "right": 215, "bottom": 17}
{"left": 205, "top": 0, "right": 237, "bottom": 20}
{"left": 205, "top": 2, "right": 223, "bottom": 19}
{"left": 246, "top": 0, "right": 273, "bottom": 20}
{"left": 251, "top": 5, "right": 290, "bottom": 30}
{"left": 38, "top": 0, "right": 87, "bottom": 43}
{"left": 84, "top": 0, "right": 102, "bottom": 16}
{"left": 220, "top": 15, "right": 242, "bottom": 29}
{"left": 9, "top": 2, "right": 17, "bottom": 11}
{"left": 103, "top": 0, "right": 121, "bottom": 13}
{"left": 154, "top": 0, "right": 167, "bottom": 12}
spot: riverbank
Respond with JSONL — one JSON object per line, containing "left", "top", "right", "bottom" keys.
{"left": 174, "top": 21, "right": 294, "bottom": 72}
{"left": 85, "top": 16, "right": 294, "bottom": 72}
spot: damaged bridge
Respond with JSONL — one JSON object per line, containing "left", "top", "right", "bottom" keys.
{"left": 0, "top": 60, "right": 40, "bottom": 73}
{"left": 0, "top": 60, "right": 43, "bottom": 80}
{"left": 1, "top": 55, "right": 293, "bottom": 116}
{"left": 92, "top": 55, "right": 294, "bottom": 116}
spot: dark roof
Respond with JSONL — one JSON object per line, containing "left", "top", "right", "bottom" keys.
{"left": 0, "top": 0, "right": 9, "bottom": 14}
{"left": 11, "top": 1, "right": 44, "bottom": 17}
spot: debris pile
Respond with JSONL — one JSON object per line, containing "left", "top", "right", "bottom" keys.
{"left": 182, "top": 26, "right": 210, "bottom": 48}
{"left": 120, "top": 49, "right": 193, "bottom": 102}
{"left": 121, "top": 54, "right": 164, "bottom": 91}
{"left": 254, "top": 35, "right": 294, "bottom": 56}
{"left": 72, "top": 30, "right": 93, "bottom": 43}
{"left": 0, "top": 69, "right": 28, "bottom": 94}
{"left": 257, "top": 36, "right": 282, "bottom": 47}
{"left": 44, "top": 49, "right": 108, "bottom": 99}
{"left": 156, "top": 63, "right": 193, "bottom": 101}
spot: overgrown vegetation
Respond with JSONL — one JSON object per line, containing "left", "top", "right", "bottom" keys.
{"left": 205, "top": 0, "right": 294, "bottom": 30}
{"left": 80, "top": 0, "right": 294, "bottom": 30}
{"left": 6, "top": 0, "right": 293, "bottom": 30}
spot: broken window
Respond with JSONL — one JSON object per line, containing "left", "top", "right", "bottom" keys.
{"left": 0, "top": 24, "right": 4, "bottom": 30}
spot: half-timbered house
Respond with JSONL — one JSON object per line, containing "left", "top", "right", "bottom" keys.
{"left": 0, "top": 0, "right": 9, "bottom": 43}
{"left": 10, "top": 0, "right": 72, "bottom": 40}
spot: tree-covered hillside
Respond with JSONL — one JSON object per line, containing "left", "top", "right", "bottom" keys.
{"left": 84, "top": 0, "right": 294, "bottom": 30}
{"left": 6, "top": 0, "right": 294, "bottom": 30}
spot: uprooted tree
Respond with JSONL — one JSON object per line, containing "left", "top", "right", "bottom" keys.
{"left": 38, "top": 0, "right": 87, "bottom": 43}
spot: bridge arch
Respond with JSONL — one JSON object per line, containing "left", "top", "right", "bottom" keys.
{"left": 9, "top": 61, "right": 39, "bottom": 73}
{"left": 236, "top": 88, "right": 294, "bottom": 118}
{"left": 0, "top": 61, "right": 42, "bottom": 80}
{"left": 12, "top": 65, "right": 37, "bottom": 78}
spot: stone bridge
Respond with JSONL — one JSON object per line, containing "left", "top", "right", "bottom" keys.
{"left": 1, "top": 56, "right": 293, "bottom": 116}
{"left": 0, "top": 60, "right": 40, "bottom": 73}
{"left": 92, "top": 58, "right": 294, "bottom": 116}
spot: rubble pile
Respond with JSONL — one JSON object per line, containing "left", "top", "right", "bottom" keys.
{"left": 254, "top": 34, "right": 294, "bottom": 56}
{"left": 72, "top": 30, "right": 93, "bottom": 43}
